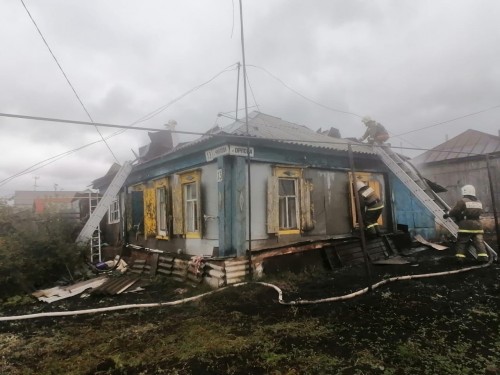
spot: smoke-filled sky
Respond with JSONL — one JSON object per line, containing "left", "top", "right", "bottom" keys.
{"left": 1, "top": 0, "right": 499, "bottom": 199}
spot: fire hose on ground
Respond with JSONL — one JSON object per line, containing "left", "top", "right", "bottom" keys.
{"left": 0, "top": 255, "right": 494, "bottom": 322}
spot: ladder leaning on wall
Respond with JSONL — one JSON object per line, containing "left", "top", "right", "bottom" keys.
{"left": 87, "top": 191, "right": 102, "bottom": 263}
{"left": 374, "top": 144, "right": 497, "bottom": 260}
{"left": 76, "top": 161, "right": 133, "bottom": 262}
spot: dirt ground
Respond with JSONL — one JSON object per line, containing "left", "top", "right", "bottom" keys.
{"left": 0, "top": 246, "right": 499, "bottom": 375}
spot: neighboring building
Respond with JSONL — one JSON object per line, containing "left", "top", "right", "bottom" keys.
{"left": 33, "top": 196, "right": 81, "bottom": 221}
{"left": 412, "top": 129, "right": 500, "bottom": 225}
{"left": 99, "top": 111, "right": 435, "bottom": 261}
{"left": 14, "top": 190, "right": 81, "bottom": 217}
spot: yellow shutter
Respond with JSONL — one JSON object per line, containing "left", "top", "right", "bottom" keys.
{"left": 154, "top": 178, "right": 169, "bottom": 238}
{"left": 125, "top": 192, "right": 133, "bottom": 231}
{"left": 267, "top": 176, "right": 279, "bottom": 233}
{"left": 300, "top": 178, "right": 314, "bottom": 231}
{"left": 172, "top": 174, "right": 184, "bottom": 235}
{"left": 348, "top": 172, "right": 383, "bottom": 227}
{"left": 143, "top": 183, "right": 157, "bottom": 237}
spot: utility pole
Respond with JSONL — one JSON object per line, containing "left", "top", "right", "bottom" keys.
{"left": 235, "top": 62, "right": 241, "bottom": 121}
{"left": 485, "top": 154, "right": 500, "bottom": 252}
{"left": 239, "top": 0, "right": 252, "bottom": 274}
{"left": 33, "top": 176, "right": 39, "bottom": 191}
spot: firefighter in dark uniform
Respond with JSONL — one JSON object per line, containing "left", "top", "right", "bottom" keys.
{"left": 356, "top": 180, "right": 384, "bottom": 236}
{"left": 444, "top": 184, "right": 489, "bottom": 262}
{"left": 358, "top": 116, "right": 390, "bottom": 144}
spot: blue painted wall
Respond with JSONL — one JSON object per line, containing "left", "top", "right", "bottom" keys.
{"left": 390, "top": 174, "right": 436, "bottom": 239}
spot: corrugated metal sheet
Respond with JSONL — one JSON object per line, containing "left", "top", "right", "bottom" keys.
{"left": 32, "top": 276, "right": 109, "bottom": 303}
{"left": 137, "top": 111, "right": 374, "bottom": 166}
{"left": 90, "top": 276, "right": 141, "bottom": 295}
{"left": 218, "top": 112, "right": 373, "bottom": 154}
{"left": 412, "top": 129, "right": 500, "bottom": 165}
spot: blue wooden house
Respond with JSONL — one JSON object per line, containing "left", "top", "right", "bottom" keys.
{"left": 120, "top": 111, "right": 435, "bottom": 267}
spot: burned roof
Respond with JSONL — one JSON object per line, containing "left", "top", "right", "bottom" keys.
{"left": 216, "top": 112, "right": 372, "bottom": 154}
{"left": 132, "top": 112, "right": 374, "bottom": 168}
{"left": 412, "top": 129, "right": 500, "bottom": 165}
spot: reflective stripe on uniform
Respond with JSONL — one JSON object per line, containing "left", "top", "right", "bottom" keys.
{"left": 366, "top": 223, "right": 379, "bottom": 229}
{"left": 456, "top": 254, "right": 466, "bottom": 258}
{"left": 457, "top": 229, "right": 484, "bottom": 233}
{"left": 367, "top": 204, "right": 384, "bottom": 211}
{"left": 477, "top": 253, "right": 489, "bottom": 258}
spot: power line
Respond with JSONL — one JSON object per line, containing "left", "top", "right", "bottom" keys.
{"left": 394, "top": 104, "right": 500, "bottom": 137}
{"left": 19, "top": 0, "right": 118, "bottom": 163}
{"left": 0, "top": 138, "right": 106, "bottom": 187}
{"left": 0, "top": 113, "right": 203, "bottom": 134}
{"left": 0, "top": 63, "right": 239, "bottom": 187}
{"left": 244, "top": 69, "right": 260, "bottom": 113}
{"left": 247, "top": 64, "right": 363, "bottom": 118}
{"left": 247, "top": 64, "right": 500, "bottom": 144}
{"left": 128, "top": 63, "right": 239, "bottom": 126}
{"left": 2, "top": 111, "right": 490, "bottom": 156}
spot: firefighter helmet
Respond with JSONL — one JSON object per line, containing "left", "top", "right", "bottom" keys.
{"left": 362, "top": 116, "right": 372, "bottom": 124}
{"left": 356, "top": 180, "right": 366, "bottom": 191}
{"left": 461, "top": 185, "right": 476, "bottom": 197}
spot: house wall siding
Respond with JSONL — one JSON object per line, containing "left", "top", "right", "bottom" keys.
{"left": 418, "top": 157, "right": 500, "bottom": 214}
{"left": 123, "top": 139, "right": 441, "bottom": 257}
{"left": 390, "top": 175, "right": 436, "bottom": 239}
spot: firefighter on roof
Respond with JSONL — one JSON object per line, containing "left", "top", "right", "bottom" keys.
{"left": 356, "top": 180, "right": 384, "bottom": 237}
{"left": 358, "top": 116, "right": 390, "bottom": 144}
{"left": 444, "top": 184, "right": 489, "bottom": 263}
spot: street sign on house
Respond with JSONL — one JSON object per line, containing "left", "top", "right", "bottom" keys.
{"left": 205, "top": 145, "right": 254, "bottom": 162}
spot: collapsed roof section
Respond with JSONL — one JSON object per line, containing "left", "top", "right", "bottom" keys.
{"left": 134, "top": 111, "right": 374, "bottom": 168}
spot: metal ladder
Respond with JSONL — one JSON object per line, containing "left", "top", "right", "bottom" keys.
{"left": 88, "top": 192, "right": 102, "bottom": 263}
{"left": 374, "top": 145, "right": 497, "bottom": 259}
{"left": 76, "top": 161, "right": 133, "bottom": 261}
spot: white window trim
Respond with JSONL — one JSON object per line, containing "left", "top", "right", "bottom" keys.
{"left": 156, "top": 186, "right": 168, "bottom": 237}
{"left": 108, "top": 197, "right": 120, "bottom": 224}
{"left": 278, "top": 177, "right": 299, "bottom": 230}
{"left": 184, "top": 181, "right": 199, "bottom": 236}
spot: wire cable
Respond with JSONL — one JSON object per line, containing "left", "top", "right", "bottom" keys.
{"left": 247, "top": 64, "right": 362, "bottom": 117}
{"left": 19, "top": 0, "right": 119, "bottom": 163}
{"left": 0, "top": 63, "right": 239, "bottom": 187}
{"left": 0, "top": 137, "right": 108, "bottom": 187}
{"left": 1, "top": 112, "right": 492, "bottom": 158}
{"left": 394, "top": 104, "right": 500, "bottom": 137}
{"left": 244, "top": 69, "right": 260, "bottom": 112}
{"left": 130, "top": 62, "right": 239, "bottom": 126}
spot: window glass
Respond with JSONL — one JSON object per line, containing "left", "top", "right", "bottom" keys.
{"left": 108, "top": 197, "right": 120, "bottom": 224}
{"left": 156, "top": 187, "right": 167, "bottom": 234}
{"left": 184, "top": 182, "right": 198, "bottom": 232}
{"left": 278, "top": 178, "right": 297, "bottom": 229}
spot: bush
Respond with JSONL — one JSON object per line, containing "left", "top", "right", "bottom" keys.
{"left": 0, "top": 203, "right": 86, "bottom": 299}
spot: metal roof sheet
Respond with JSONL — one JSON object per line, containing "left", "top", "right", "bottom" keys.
{"left": 412, "top": 129, "right": 500, "bottom": 165}
{"left": 32, "top": 276, "right": 108, "bottom": 303}
{"left": 133, "top": 112, "right": 374, "bottom": 168}
{"left": 91, "top": 276, "right": 141, "bottom": 295}
{"left": 217, "top": 112, "right": 372, "bottom": 154}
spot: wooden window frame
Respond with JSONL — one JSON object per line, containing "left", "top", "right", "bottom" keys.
{"left": 349, "top": 172, "right": 384, "bottom": 228}
{"left": 154, "top": 178, "right": 170, "bottom": 240}
{"left": 108, "top": 196, "right": 120, "bottom": 224}
{"left": 267, "top": 166, "right": 314, "bottom": 236}
{"left": 173, "top": 170, "right": 202, "bottom": 239}
{"left": 278, "top": 177, "right": 300, "bottom": 233}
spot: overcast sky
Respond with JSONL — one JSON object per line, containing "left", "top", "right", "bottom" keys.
{"left": 1, "top": 0, "right": 499, "bottom": 199}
